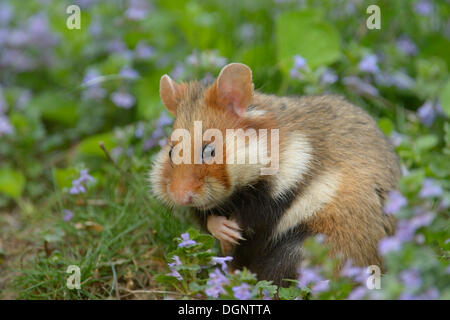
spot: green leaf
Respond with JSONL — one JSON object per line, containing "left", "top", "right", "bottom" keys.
{"left": 0, "top": 168, "right": 25, "bottom": 199}
{"left": 415, "top": 135, "right": 438, "bottom": 152}
{"left": 154, "top": 274, "right": 180, "bottom": 285}
{"left": 77, "top": 132, "right": 117, "bottom": 158}
{"left": 53, "top": 167, "right": 78, "bottom": 189}
{"left": 29, "top": 92, "right": 79, "bottom": 127}
{"left": 378, "top": 118, "right": 394, "bottom": 136}
{"left": 276, "top": 10, "right": 341, "bottom": 72}
{"left": 136, "top": 74, "right": 164, "bottom": 120}
{"left": 278, "top": 286, "right": 304, "bottom": 300}
{"left": 439, "top": 79, "right": 450, "bottom": 117}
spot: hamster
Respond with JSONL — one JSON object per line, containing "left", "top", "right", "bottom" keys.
{"left": 149, "top": 63, "right": 400, "bottom": 286}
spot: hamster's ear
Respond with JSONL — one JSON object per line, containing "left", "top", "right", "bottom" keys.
{"left": 160, "top": 74, "right": 187, "bottom": 115}
{"left": 215, "top": 63, "right": 253, "bottom": 117}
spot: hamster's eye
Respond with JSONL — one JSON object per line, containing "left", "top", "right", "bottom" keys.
{"left": 202, "top": 144, "right": 215, "bottom": 163}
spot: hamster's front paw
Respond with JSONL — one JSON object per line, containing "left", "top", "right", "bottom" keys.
{"left": 207, "top": 215, "right": 244, "bottom": 255}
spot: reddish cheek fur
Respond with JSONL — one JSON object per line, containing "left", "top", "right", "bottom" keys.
{"left": 161, "top": 152, "right": 230, "bottom": 199}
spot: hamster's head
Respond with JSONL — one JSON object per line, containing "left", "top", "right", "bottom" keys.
{"left": 149, "top": 63, "right": 272, "bottom": 210}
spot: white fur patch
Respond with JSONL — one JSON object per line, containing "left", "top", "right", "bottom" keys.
{"left": 274, "top": 170, "right": 341, "bottom": 237}
{"left": 246, "top": 109, "right": 267, "bottom": 118}
{"left": 270, "top": 132, "right": 313, "bottom": 199}
{"left": 149, "top": 144, "right": 172, "bottom": 205}
{"left": 224, "top": 128, "right": 263, "bottom": 189}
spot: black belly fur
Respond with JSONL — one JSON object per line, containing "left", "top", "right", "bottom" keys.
{"left": 194, "top": 180, "right": 312, "bottom": 286}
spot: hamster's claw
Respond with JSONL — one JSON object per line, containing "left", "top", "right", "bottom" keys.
{"left": 207, "top": 215, "right": 244, "bottom": 255}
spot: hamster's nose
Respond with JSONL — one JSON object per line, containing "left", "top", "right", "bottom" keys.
{"left": 169, "top": 178, "right": 203, "bottom": 205}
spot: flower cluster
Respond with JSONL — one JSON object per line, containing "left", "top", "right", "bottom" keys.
{"left": 70, "top": 169, "right": 95, "bottom": 195}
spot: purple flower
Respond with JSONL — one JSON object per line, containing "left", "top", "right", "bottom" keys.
{"left": 399, "top": 292, "right": 418, "bottom": 300}
{"left": 341, "top": 260, "right": 367, "bottom": 283}
{"left": 297, "top": 267, "right": 322, "bottom": 288}
{"left": 233, "top": 283, "right": 252, "bottom": 300}
{"left": 212, "top": 256, "right": 233, "bottom": 273}
{"left": 26, "top": 13, "right": 59, "bottom": 47}
{"left": 205, "top": 268, "right": 228, "bottom": 298}
{"left": 239, "top": 24, "right": 255, "bottom": 41}
{"left": 16, "top": 90, "right": 32, "bottom": 110}
{"left": 262, "top": 289, "right": 272, "bottom": 300}
{"left": 395, "top": 220, "right": 416, "bottom": 242}
{"left": 135, "top": 123, "right": 144, "bottom": 138}
{"left": 69, "top": 169, "right": 94, "bottom": 194}
{"left": 0, "top": 115, "right": 14, "bottom": 136}
{"left": 0, "top": 3, "right": 14, "bottom": 26}
{"left": 390, "top": 72, "right": 414, "bottom": 90}
{"left": 83, "top": 87, "right": 106, "bottom": 100}
{"left": 401, "top": 287, "right": 439, "bottom": 300}
{"left": 293, "top": 55, "right": 307, "bottom": 69}
{"left": 417, "top": 101, "right": 436, "bottom": 127}
{"left": 207, "top": 51, "right": 227, "bottom": 68}
{"left": 82, "top": 69, "right": 102, "bottom": 86}
{"left": 125, "top": 0, "right": 151, "bottom": 21}
{"left": 106, "top": 39, "right": 127, "bottom": 54}
{"left": 111, "top": 91, "right": 135, "bottom": 109}
{"left": 178, "top": 233, "right": 197, "bottom": 248}
{"left": 89, "top": 21, "right": 102, "bottom": 36}
{"left": 410, "top": 212, "right": 434, "bottom": 230}
{"left": 420, "top": 288, "right": 439, "bottom": 299}
{"left": 167, "top": 255, "right": 183, "bottom": 280}
{"left": 342, "top": 76, "right": 379, "bottom": 96}
{"left": 135, "top": 41, "right": 154, "bottom": 59}
{"left": 289, "top": 55, "right": 308, "bottom": 79}
{"left": 70, "top": 179, "right": 86, "bottom": 194}
{"left": 400, "top": 269, "right": 422, "bottom": 289}
{"left": 314, "top": 233, "right": 326, "bottom": 244}
{"left": 120, "top": 66, "right": 139, "bottom": 80}
{"left": 390, "top": 131, "right": 405, "bottom": 147}
{"left": 168, "top": 255, "right": 182, "bottom": 268}
{"left": 419, "top": 179, "right": 442, "bottom": 198}
{"left": 170, "top": 63, "right": 185, "bottom": 80}
{"left": 6, "top": 30, "right": 30, "bottom": 47}
{"left": 378, "top": 236, "right": 403, "bottom": 255}
{"left": 358, "top": 54, "right": 379, "bottom": 74}
{"left": 415, "top": 0, "right": 432, "bottom": 16}
{"left": 63, "top": 210, "right": 74, "bottom": 222}
{"left": 81, "top": 69, "right": 107, "bottom": 100}
{"left": 157, "top": 111, "right": 173, "bottom": 127}
{"left": 347, "top": 286, "right": 367, "bottom": 300}
{"left": 384, "top": 190, "right": 407, "bottom": 215}
{"left": 144, "top": 127, "right": 165, "bottom": 150}
{"left": 320, "top": 68, "right": 338, "bottom": 85}
{"left": 158, "top": 138, "right": 167, "bottom": 148}
{"left": 186, "top": 52, "right": 199, "bottom": 66}
{"left": 289, "top": 68, "right": 302, "bottom": 80}
{"left": 78, "top": 169, "right": 94, "bottom": 183}
{"left": 143, "top": 112, "right": 172, "bottom": 151}
{"left": 312, "top": 280, "right": 330, "bottom": 294}
{"left": 0, "top": 49, "right": 35, "bottom": 71}
{"left": 168, "top": 269, "right": 183, "bottom": 281}
{"left": 396, "top": 36, "right": 418, "bottom": 56}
